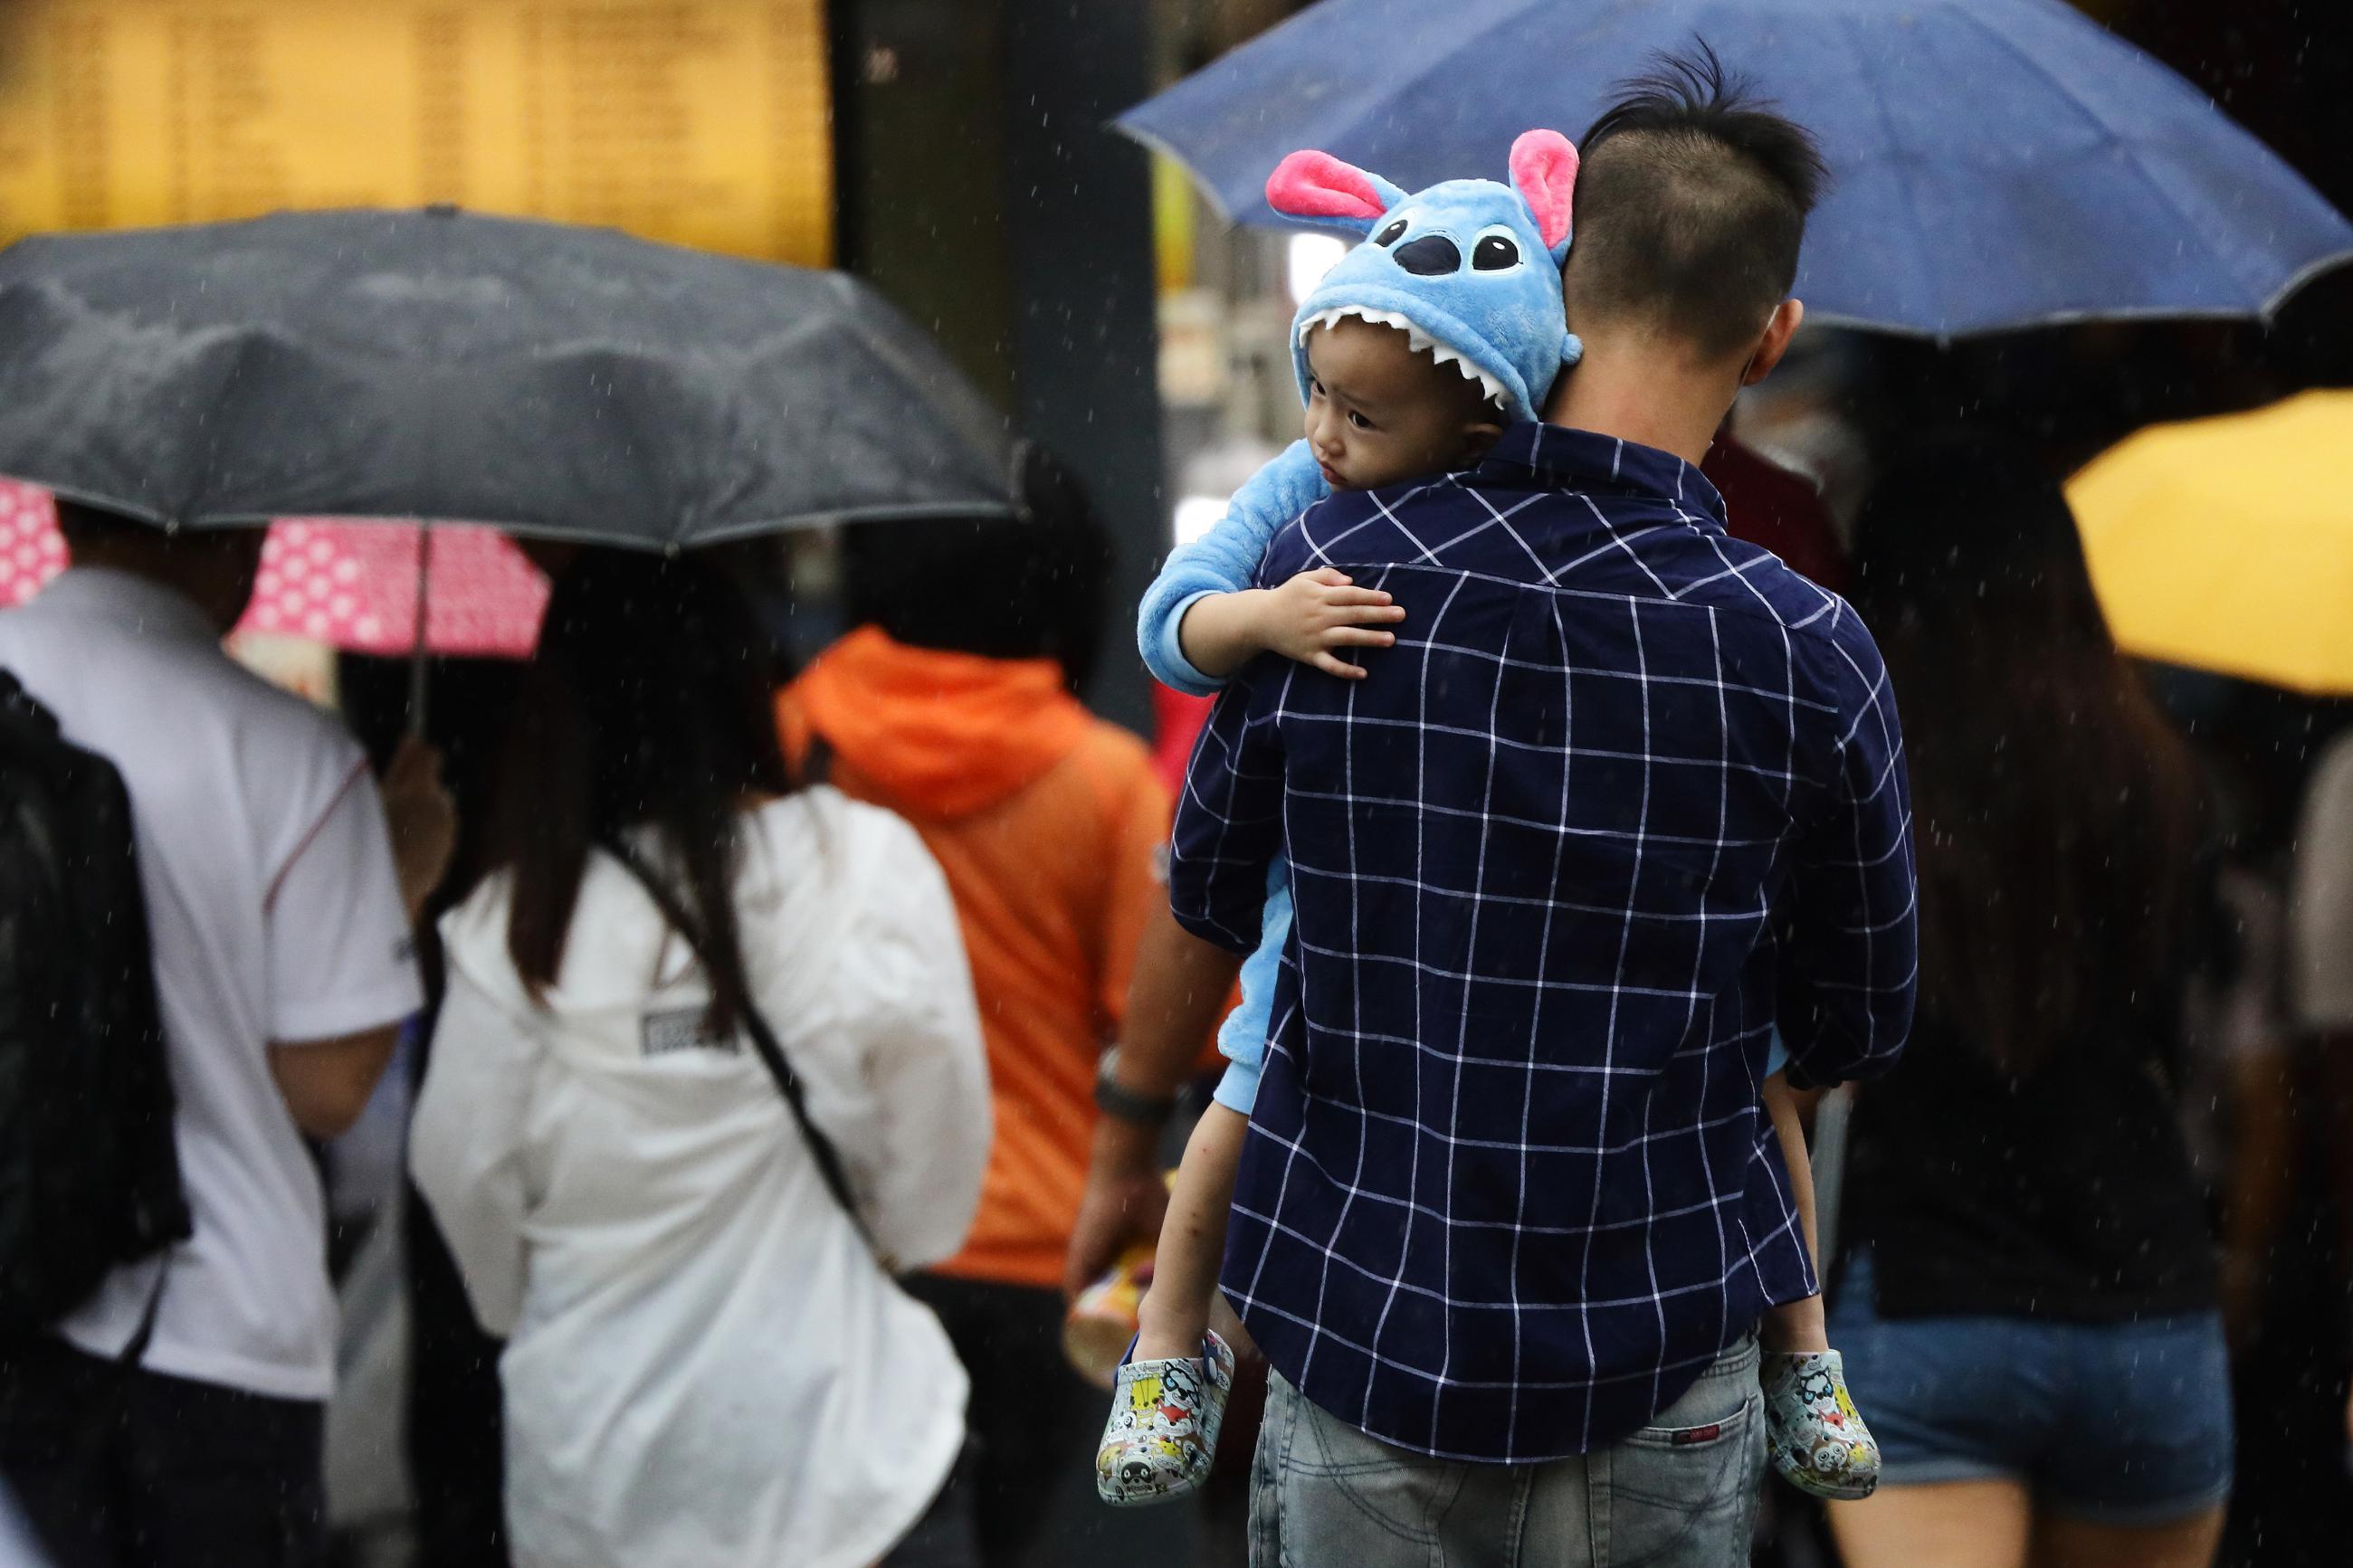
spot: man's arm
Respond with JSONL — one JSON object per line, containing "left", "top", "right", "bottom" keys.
{"left": 1064, "top": 908, "right": 1245, "bottom": 1296}
{"left": 1066, "top": 676, "right": 1289, "bottom": 1294}
{"left": 1777, "top": 613, "right": 1918, "bottom": 1088}
{"left": 1166, "top": 673, "right": 1291, "bottom": 956}
{"left": 271, "top": 1026, "right": 401, "bottom": 1140}
{"left": 264, "top": 745, "right": 426, "bottom": 1141}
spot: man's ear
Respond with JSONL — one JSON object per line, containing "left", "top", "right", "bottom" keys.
{"left": 1743, "top": 299, "right": 1805, "bottom": 387}
{"left": 1459, "top": 418, "right": 1507, "bottom": 466}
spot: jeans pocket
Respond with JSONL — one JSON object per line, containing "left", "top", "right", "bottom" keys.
{"left": 1605, "top": 1390, "right": 1764, "bottom": 1564}
{"left": 1267, "top": 1380, "right": 1465, "bottom": 1566}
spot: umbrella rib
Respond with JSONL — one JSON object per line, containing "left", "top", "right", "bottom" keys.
{"left": 1964, "top": 11, "right": 2281, "bottom": 313}
{"left": 1270, "top": 0, "right": 1560, "bottom": 207}
{"left": 1120, "top": 119, "right": 1239, "bottom": 225}
{"left": 1118, "top": 0, "right": 1550, "bottom": 220}
{"left": 1835, "top": 11, "right": 1948, "bottom": 338}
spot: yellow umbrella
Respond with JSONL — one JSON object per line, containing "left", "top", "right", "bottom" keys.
{"left": 2070, "top": 390, "right": 2353, "bottom": 695}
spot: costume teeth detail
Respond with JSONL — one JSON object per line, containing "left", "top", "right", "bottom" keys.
{"left": 1298, "top": 305, "right": 1509, "bottom": 409}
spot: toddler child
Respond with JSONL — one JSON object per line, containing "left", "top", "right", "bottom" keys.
{"left": 1095, "top": 134, "right": 1877, "bottom": 1507}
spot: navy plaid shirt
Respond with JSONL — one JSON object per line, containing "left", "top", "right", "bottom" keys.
{"left": 1170, "top": 424, "right": 1916, "bottom": 1463}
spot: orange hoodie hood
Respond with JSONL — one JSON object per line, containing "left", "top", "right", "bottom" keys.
{"left": 781, "top": 626, "right": 1093, "bottom": 821}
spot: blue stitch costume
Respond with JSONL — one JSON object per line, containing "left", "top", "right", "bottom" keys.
{"left": 1138, "top": 134, "right": 1585, "bottom": 1114}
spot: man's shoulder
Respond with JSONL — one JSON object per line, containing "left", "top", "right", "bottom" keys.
{"left": 1666, "top": 532, "right": 1861, "bottom": 639}
{"left": 5, "top": 604, "right": 365, "bottom": 810}
{"left": 175, "top": 639, "right": 365, "bottom": 772}
{"left": 1047, "top": 717, "right": 1171, "bottom": 832}
{"left": 1272, "top": 472, "right": 1530, "bottom": 582}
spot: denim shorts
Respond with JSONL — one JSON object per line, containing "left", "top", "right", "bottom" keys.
{"left": 1827, "top": 1250, "right": 2234, "bottom": 1524}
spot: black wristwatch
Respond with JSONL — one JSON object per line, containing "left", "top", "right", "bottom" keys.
{"left": 1093, "top": 1046, "right": 1177, "bottom": 1126}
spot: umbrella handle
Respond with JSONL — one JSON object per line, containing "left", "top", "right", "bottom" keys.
{"left": 406, "top": 525, "right": 431, "bottom": 736}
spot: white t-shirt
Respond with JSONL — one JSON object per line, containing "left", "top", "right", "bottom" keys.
{"left": 411, "top": 789, "right": 989, "bottom": 1568}
{"left": 2291, "top": 727, "right": 2353, "bottom": 1031}
{"left": 0, "top": 566, "right": 422, "bottom": 1401}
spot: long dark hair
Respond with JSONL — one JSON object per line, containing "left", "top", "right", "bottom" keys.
{"left": 489, "top": 551, "right": 793, "bottom": 1036}
{"left": 1849, "top": 432, "right": 2204, "bottom": 1077}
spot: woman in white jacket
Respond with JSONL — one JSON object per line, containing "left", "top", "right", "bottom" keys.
{"left": 410, "top": 555, "right": 989, "bottom": 1568}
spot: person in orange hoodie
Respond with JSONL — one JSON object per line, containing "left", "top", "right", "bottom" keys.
{"left": 775, "top": 450, "right": 1182, "bottom": 1564}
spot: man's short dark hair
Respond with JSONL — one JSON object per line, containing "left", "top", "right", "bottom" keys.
{"left": 1570, "top": 43, "right": 1827, "bottom": 359}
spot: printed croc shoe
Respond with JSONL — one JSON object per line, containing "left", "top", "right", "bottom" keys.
{"left": 1762, "top": 1347, "right": 1881, "bottom": 1501}
{"left": 1094, "top": 1331, "right": 1237, "bottom": 1506}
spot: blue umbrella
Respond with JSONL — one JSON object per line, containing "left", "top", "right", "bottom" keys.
{"left": 1119, "top": 0, "right": 2353, "bottom": 338}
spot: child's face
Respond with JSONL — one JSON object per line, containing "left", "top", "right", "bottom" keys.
{"left": 1302, "top": 317, "right": 1503, "bottom": 491}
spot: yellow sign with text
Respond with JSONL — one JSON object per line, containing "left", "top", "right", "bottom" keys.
{"left": 0, "top": 0, "right": 833, "bottom": 264}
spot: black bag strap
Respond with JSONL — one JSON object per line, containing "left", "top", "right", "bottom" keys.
{"left": 119, "top": 1260, "right": 170, "bottom": 1368}
{"left": 598, "top": 837, "right": 879, "bottom": 1258}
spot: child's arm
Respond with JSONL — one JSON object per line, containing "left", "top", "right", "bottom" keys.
{"left": 1134, "top": 1101, "right": 1251, "bottom": 1358}
{"left": 1181, "top": 567, "right": 1405, "bottom": 683}
{"left": 1138, "top": 439, "right": 1331, "bottom": 695}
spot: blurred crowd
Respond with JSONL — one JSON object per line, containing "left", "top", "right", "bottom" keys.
{"left": 6, "top": 176, "right": 2353, "bottom": 1568}
{"left": 16, "top": 387, "right": 2353, "bottom": 1568}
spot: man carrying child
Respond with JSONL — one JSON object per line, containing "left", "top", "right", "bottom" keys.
{"left": 1087, "top": 49, "right": 1918, "bottom": 1564}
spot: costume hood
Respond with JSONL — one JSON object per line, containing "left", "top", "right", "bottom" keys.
{"left": 1272, "top": 130, "right": 1583, "bottom": 426}
{"left": 785, "top": 626, "right": 1091, "bottom": 821}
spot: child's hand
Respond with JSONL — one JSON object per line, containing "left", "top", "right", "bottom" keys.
{"left": 1174, "top": 569, "right": 1406, "bottom": 681}
{"left": 1257, "top": 568, "right": 1406, "bottom": 679}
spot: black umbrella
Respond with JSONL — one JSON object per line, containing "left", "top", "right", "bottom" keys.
{"left": 0, "top": 207, "right": 1015, "bottom": 546}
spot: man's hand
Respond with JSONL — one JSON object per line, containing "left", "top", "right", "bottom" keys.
{"left": 1177, "top": 569, "right": 1405, "bottom": 682}
{"left": 382, "top": 734, "right": 458, "bottom": 924}
{"left": 1064, "top": 1114, "right": 1170, "bottom": 1297}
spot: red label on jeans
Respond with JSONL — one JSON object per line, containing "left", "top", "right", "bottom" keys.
{"left": 1671, "top": 1424, "right": 1721, "bottom": 1445}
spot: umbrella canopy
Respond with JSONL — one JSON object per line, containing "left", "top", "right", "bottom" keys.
{"left": 1120, "top": 0, "right": 2353, "bottom": 338}
{"left": 0, "top": 209, "right": 1015, "bottom": 545}
{"left": 243, "top": 521, "right": 547, "bottom": 657}
{"left": 2, "top": 481, "right": 547, "bottom": 657}
{"left": 2070, "top": 390, "right": 2353, "bottom": 695}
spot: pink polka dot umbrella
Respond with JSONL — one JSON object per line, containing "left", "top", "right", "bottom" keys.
{"left": 1, "top": 480, "right": 546, "bottom": 659}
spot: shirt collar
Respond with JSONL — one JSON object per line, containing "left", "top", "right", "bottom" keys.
{"left": 1480, "top": 423, "right": 1728, "bottom": 527}
{"left": 22, "top": 566, "right": 226, "bottom": 647}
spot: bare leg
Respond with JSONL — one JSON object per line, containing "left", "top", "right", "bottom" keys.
{"left": 2030, "top": 1506, "right": 2225, "bottom": 1568}
{"left": 1831, "top": 1480, "right": 2034, "bottom": 1568}
{"left": 1760, "top": 1072, "right": 1829, "bottom": 1351}
{"left": 1133, "top": 1102, "right": 1248, "bottom": 1363}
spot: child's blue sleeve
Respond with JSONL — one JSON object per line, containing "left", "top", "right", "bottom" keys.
{"left": 1138, "top": 439, "right": 1330, "bottom": 696}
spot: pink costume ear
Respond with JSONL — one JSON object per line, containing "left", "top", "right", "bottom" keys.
{"left": 1266, "top": 150, "right": 1406, "bottom": 233}
{"left": 1510, "top": 129, "right": 1579, "bottom": 254}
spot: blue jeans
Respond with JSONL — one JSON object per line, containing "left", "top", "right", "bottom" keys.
{"left": 1828, "top": 1250, "right": 2234, "bottom": 1524}
{"left": 1249, "top": 1336, "right": 1763, "bottom": 1567}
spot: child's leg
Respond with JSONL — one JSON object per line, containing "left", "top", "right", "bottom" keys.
{"left": 1133, "top": 1102, "right": 1248, "bottom": 1361}
{"left": 1759, "top": 1072, "right": 1829, "bottom": 1353}
{"left": 1758, "top": 1069, "right": 1880, "bottom": 1500}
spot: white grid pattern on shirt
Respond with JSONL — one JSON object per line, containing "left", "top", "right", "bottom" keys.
{"left": 1168, "top": 427, "right": 1916, "bottom": 1463}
